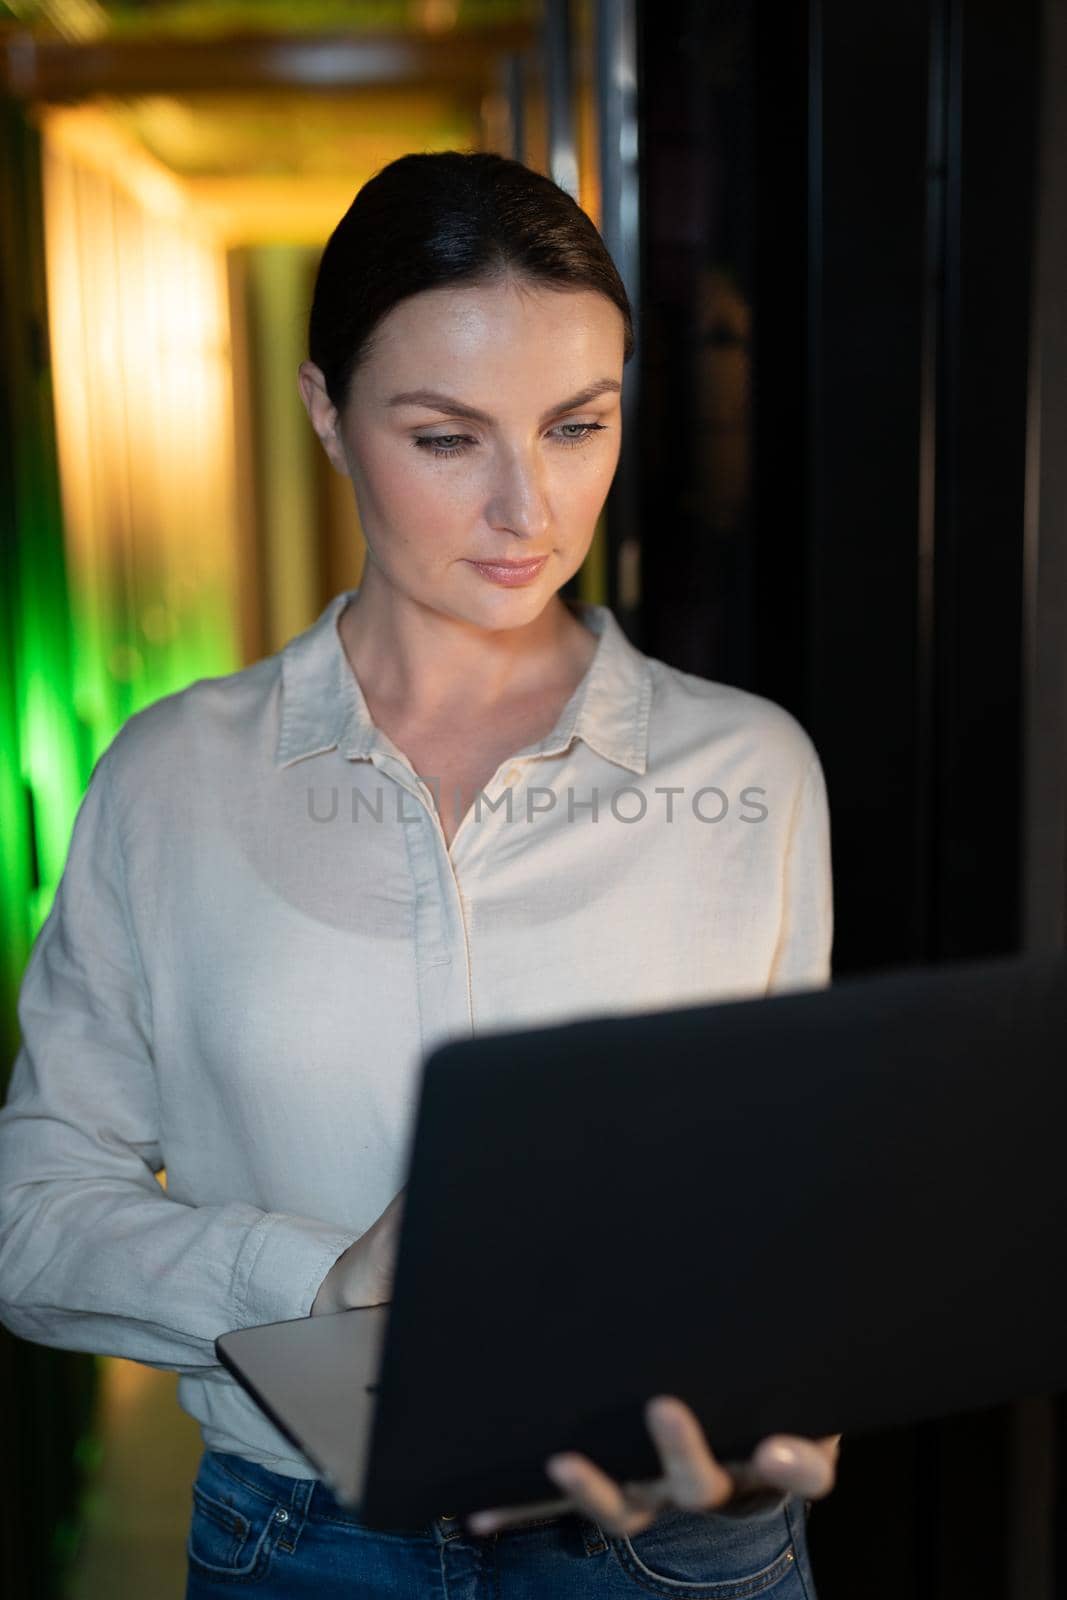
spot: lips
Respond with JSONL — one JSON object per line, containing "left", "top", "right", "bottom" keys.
{"left": 465, "top": 554, "right": 549, "bottom": 587}
{"left": 468, "top": 557, "right": 548, "bottom": 569}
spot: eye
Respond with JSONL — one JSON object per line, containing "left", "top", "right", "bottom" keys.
{"left": 412, "top": 433, "right": 471, "bottom": 458}
{"left": 412, "top": 422, "right": 607, "bottom": 460}
{"left": 554, "top": 423, "right": 607, "bottom": 448}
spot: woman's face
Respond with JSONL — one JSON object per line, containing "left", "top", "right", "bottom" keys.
{"left": 299, "top": 275, "right": 625, "bottom": 629}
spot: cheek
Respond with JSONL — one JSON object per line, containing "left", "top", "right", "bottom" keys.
{"left": 357, "top": 441, "right": 475, "bottom": 542}
{"left": 558, "top": 445, "right": 620, "bottom": 522}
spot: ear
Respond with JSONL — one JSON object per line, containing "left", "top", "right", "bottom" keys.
{"left": 297, "top": 361, "right": 350, "bottom": 477}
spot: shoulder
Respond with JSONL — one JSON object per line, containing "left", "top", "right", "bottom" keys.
{"left": 99, "top": 652, "right": 282, "bottom": 802}
{"left": 644, "top": 653, "right": 819, "bottom": 776}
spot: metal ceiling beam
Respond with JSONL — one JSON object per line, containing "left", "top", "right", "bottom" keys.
{"left": 0, "top": 24, "right": 537, "bottom": 100}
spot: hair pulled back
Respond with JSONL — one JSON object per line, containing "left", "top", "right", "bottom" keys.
{"left": 308, "top": 150, "right": 634, "bottom": 411}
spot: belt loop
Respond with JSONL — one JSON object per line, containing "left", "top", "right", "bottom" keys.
{"left": 289, "top": 1475, "right": 315, "bottom": 1516}
{"left": 580, "top": 1516, "right": 609, "bottom": 1556}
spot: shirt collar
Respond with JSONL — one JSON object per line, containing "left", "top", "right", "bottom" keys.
{"left": 275, "top": 587, "right": 652, "bottom": 776}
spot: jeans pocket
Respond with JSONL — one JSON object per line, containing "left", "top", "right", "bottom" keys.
{"left": 609, "top": 1503, "right": 802, "bottom": 1597}
{"left": 186, "top": 1453, "right": 283, "bottom": 1583}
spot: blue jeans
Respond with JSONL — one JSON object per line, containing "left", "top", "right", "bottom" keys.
{"left": 185, "top": 1448, "right": 819, "bottom": 1597}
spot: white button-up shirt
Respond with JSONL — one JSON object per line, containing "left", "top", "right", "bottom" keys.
{"left": 0, "top": 587, "right": 833, "bottom": 1476}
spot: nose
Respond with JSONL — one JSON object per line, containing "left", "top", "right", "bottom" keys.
{"left": 484, "top": 444, "right": 551, "bottom": 543}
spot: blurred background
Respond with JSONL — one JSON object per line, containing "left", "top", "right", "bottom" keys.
{"left": 1, "top": 1, "right": 1065, "bottom": 1597}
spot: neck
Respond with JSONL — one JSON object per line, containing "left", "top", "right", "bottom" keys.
{"left": 336, "top": 565, "right": 595, "bottom": 723}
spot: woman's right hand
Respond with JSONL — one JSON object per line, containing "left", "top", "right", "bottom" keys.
{"left": 310, "top": 1188, "right": 406, "bottom": 1316}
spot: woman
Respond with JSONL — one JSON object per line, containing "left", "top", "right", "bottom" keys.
{"left": 0, "top": 151, "right": 837, "bottom": 1597}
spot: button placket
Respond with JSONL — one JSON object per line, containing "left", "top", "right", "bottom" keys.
{"left": 391, "top": 760, "right": 475, "bottom": 1062}
{"left": 451, "top": 757, "right": 530, "bottom": 872}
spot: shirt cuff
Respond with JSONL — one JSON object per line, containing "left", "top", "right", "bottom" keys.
{"left": 232, "top": 1211, "right": 360, "bottom": 1328}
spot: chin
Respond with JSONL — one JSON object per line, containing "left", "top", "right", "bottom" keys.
{"left": 449, "top": 578, "right": 556, "bottom": 626}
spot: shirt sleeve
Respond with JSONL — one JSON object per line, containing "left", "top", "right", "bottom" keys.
{"left": 0, "top": 747, "right": 357, "bottom": 1374}
{"left": 765, "top": 751, "right": 834, "bottom": 996}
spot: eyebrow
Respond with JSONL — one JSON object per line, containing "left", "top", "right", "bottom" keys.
{"left": 384, "top": 378, "right": 622, "bottom": 428}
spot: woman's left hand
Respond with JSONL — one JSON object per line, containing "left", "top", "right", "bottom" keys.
{"left": 465, "top": 1396, "right": 841, "bottom": 1538}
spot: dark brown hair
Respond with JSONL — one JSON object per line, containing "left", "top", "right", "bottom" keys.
{"left": 308, "top": 150, "right": 634, "bottom": 410}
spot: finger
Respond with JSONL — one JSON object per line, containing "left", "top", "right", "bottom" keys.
{"left": 750, "top": 1434, "right": 838, "bottom": 1500}
{"left": 545, "top": 1453, "right": 659, "bottom": 1537}
{"left": 644, "top": 1396, "right": 735, "bottom": 1511}
{"left": 466, "top": 1494, "right": 574, "bottom": 1535}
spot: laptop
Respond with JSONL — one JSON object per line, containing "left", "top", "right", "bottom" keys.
{"left": 217, "top": 947, "right": 1067, "bottom": 1530}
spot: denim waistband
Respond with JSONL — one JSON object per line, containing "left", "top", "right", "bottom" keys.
{"left": 200, "top": 1448, "right": 603, "bottom": 1547}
